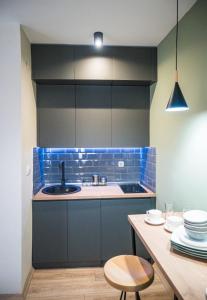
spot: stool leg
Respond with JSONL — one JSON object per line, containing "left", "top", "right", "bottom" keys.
{"left": 124, "top": 292, "right": 126, "bottom": 300}
{"left": 120, "top": 291, "right": 123, "bottom": 300}
{"left": 135, "top": 292, "right": 141, "bottom": 300}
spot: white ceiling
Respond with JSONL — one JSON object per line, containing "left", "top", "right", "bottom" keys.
{"left": 0, "top": 0, "right": 197, "bottom": 46}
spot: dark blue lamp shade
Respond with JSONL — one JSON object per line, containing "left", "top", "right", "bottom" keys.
{"left": 166, "top": 82, "right": 189, "bottom": 112}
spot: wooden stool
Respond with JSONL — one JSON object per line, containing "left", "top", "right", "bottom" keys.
{"left": 104, "top": 255, "right": 154, "bottom": 300}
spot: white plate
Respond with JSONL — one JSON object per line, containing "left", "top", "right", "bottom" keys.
{"left": 183, "top": 210, "right": 207, "bottom": 223}
{"left": 172, "top": 226, "right": 207, "bottom": 249}
{"left": 171, "top": 242, "right": 207, "bottom": 254}
{"left": 171, "top": 244, "right": 207, "bottom": 259}
{"left": 144, "top": 216, "right": 165, "bottom": 225}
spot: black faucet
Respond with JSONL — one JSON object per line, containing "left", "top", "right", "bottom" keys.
{"left": 59, "top": 161, "right": 66, "bottom": 186}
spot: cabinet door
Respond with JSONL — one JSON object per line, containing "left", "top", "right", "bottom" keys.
{"left": 76, "top": 85, "right": 111, "bottom": 147}
{"left": 112, "top": 47, "right": 157, "bottom": 82}
{"left": 37, "top": 85, "right": 76, "bottom": 147}
{"left": 32, "top": 45, "right": 74, "bottom": 80}
{"left": 33, "top": 201, "right": 68, "bottom": 266}
{"left": 68, "top": 200, "right": 101, "bottom": 266}
{"left": 101, "top": 198, "right": 155, "bottom": 262}
{"left": 74, "top": 46, "right": 113, "bottom": 80}
{"left": 112, "top": 86, "right": 149, "bottom": 147}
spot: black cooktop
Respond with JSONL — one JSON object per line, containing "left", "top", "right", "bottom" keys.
{"left": 119, "top": 183, "right": 147, "bottom": 193}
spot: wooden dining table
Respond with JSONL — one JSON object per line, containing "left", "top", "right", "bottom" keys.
{"left": 128, "top": 214, "right": 207, "bottom": 300}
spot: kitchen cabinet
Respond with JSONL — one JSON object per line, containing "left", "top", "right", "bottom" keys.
{"left": 76, "top": 85, "right": 111, "bottom": 147}
{"left": 31, "top": 45, "right": 157, "bottom": 83}
{"left": 37, "top": 85, "right": 76, "bottom": 147}
{"left": 111, "top": 86, "right": 149, "bottom": 147}
{"left": 74, "top": 46, "right": 113, "bottom": 80}
{"left": 68, "top": 200, "right": 101, "bottom": 267}
{"left": 32, "top": 197, "right": 155, "bottom": 268}
{"left": 37, "top": 84, "right": 150, "bottom": 148}
{"left": 32, "top": 201, "right": 68, "bottom": 268}
{"left": 112, "top": 46, "right": 157, "bottom": 82}
{"left": 32, "top": 45, "right": 74, "bottom": 80}
{"left": 101, "top": 198, "right": 155, "bottom": 262}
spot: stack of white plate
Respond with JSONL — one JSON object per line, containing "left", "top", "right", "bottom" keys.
{"left": 183, "top": 210, "right": 207, "bottom": 241}
{"left": 171, "top": 210, "right": 207, "bottom": 259}
{"left": 171, "top": 226, "right": 207, "bottom": 259}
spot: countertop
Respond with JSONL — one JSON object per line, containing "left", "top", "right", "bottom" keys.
{"left": 33, "top": 183, "right": 155, "bottom": 201}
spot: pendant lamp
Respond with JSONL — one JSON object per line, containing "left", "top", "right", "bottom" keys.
{"left": 166, "top": 0, "right": 189, "bottom": 111}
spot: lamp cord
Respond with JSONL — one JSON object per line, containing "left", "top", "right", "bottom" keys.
{"left": 176, "top": 0, "right": 178, "bottom": 72}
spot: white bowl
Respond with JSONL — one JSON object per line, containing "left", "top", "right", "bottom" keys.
{"left": 184, "top": 224, "right": 207, "bottom": 232}
{"left": 185, "top": 227, "right": 207, "bottom": 241}
{"left": 183, "top": 210, "right": 207, "bottom": 224}
{"left": 184, "top": 220, "right": 207, "bottom": 228}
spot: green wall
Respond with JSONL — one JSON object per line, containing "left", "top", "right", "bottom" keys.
{"left": 150, "top": 0, "right": 207, "bottom": 211}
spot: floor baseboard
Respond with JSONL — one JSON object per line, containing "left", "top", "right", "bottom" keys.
{"left": 22, "top": 267, "right": 34, "bottom": 299}
{"left": 0, "top": 267, "right": 34, "bottom": 300}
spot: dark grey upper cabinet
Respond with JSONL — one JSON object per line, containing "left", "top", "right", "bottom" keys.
{"left": 31, "top": 45, "right": 157, "bottom": 83}
{"left": 32, "top": 45, "right": 74, "bottom": 80}
{"left": 68, "top": 200, "right": 101, "bottom": 266}
{"left": 74, "top": 46, "right": 113, "bottom": 80}
{"left": 33, "top": 201, "right": 68, "bottom": 265}
{"left": 37, "top": 85, "right": 76, "bottom": 147}
{"left": 76, "top": 85, "right": 111, "bottom": 147}
{"left": 112, "top": 86, "right": 149, "bottom": 147}
{"left": 112, "top": 47, "right": 157, "bottom": 82}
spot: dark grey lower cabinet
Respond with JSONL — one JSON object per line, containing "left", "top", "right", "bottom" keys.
{"left": 68, "top": 200, "right": 101, "bottom": 267}
{"left": 32, "top": 201, "right": 68, "bottom": 268}
{"left": 32, "top": 197, "right": 155, "bottom": 268}
{"left": 101, "top": 198, "right": 155, "bottom": 262}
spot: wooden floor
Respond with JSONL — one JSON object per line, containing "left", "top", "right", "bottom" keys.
{"left": 26, "top": 268, "right": 172, "bottom": 300}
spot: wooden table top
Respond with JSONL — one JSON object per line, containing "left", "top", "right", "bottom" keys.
{"left": 128, "top": 214, "right": 207, "bottom": 300}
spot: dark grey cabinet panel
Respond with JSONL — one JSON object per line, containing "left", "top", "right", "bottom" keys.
{"left": 112, "top": 86, "right": 149, "bottom": 147}
{"left": 32, "top": 45, "right": 74, "bottom": 80}
{"left": 76, "top": 85, "right": 111, "bottom": 147}
{"left": 74, "top": 46, "right": 113, "bottom": 80}
{"left": 32, "top": 197, "right": 155, "bottom": 268}
{"left": 33, "top": 201, "right": 68, "bottom": 265}
{"left": 112, "top": 47, "right": 157, "bottom": 82}
{"left": 37, "top": 85, "right": 76, "bottom": 147}
{"left": 101, "top": 198, "right": 155, "bottom": 261}
{"left": 31, "top": 45, "right": 156, "bottom": 83}
{"left": 68, "top": 200, "right": 101, "bottom": 266}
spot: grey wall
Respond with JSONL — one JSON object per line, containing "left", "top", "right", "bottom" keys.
{"left": 150, "top": 0, "right": 207, "bottom": 211}
{"left": 21, "top": 28, "right": 37, "bottom": 290}
{"left": 0, "top": 22, "right": 22, "bottom": 294}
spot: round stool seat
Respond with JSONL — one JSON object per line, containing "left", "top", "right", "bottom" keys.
{"left": 104, "top": 255, "right": 154, "bottom": 293}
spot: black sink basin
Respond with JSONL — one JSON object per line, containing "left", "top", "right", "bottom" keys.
{"left": 42, "top": 184, "right": 81, "bottom": 195}
{"left": 119, "top": 183, "right": 147, "bottom": 194}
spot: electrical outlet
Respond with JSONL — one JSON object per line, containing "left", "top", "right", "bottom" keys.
{"left": 118, "top": 161, "right": 124, "bottom": 168}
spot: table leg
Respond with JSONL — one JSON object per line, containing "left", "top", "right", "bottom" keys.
{"left": 131, "top": 225, "right": 136, "bottom": 255}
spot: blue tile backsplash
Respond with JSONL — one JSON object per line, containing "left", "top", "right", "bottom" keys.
{"left": 33, "top": 147, "right": 44, "bottom": 194}
{"left": 33, "top": 147, "right": 156, "bottom": 194}
{"left": 140, "top": 147, "right": 156, "bottom": 192}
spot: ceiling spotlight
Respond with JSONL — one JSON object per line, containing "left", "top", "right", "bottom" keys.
{"left": 94, "top": 31, "right": 103, "bottom": 48}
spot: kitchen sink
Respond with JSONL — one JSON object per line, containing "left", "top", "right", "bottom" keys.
{"left": 119, "top": 183, "right": 147, "bottom": 194}
{"left": 42, "top": 184, "right": 81, "bottom": 195}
